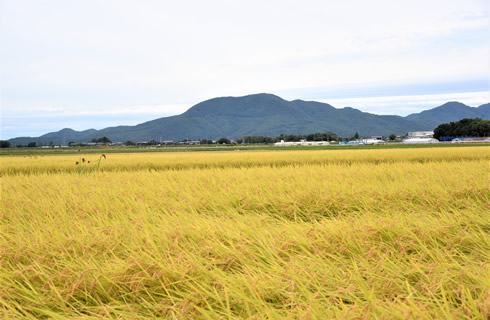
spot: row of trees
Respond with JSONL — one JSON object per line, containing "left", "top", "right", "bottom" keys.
{"left": 0, "top": 141, "right": 38, "bottom": 148}
{"left": 236, "top": 136, "right": 274, "bottom": 144}
{"left": 213, "top": 132, "right": 341, "bottom": 145}
{"left": 170, "top": 132, "right": 349, "bottom": 145}
{"left": 433, "top": 118, "right": 490, "bottom": 140}
{"left": 1, "top": 131, "right": 403, "bottom": 148}
{"left": 273, "top": 131, "right": 339, "bottom": 142}
{"left": 1, "top": 141, "right": 57, "bottom": 148}
{"left": 90, "top": 136, "right": 112, "bottom": 143}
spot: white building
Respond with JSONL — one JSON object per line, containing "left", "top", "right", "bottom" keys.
{"left": 402, "top": 138, "right": 440, "bottom": 144}
{"left": 406, "top": 131, "right": 434, "bottom": 138}
{"left": 362, "top": 138, "right": 386, "bottom": 145}
{"left": 451, "top": 137, "right": 490, "bottom": 143}
{"left": 274, "top": 139, "right": 330, "bottom": 147}
{"left": 274, "top": 140, "right": 293, "bottom": 146}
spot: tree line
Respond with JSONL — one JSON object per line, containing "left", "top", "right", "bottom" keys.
{"left": 213, "top": 132, "right": 341, "bottom": 144}
{"left": 90, "top": 136, "right": 112, "bottom": 143}
{"left": 1, "top": 130, "right": 400, "bottom": 148}
{"left": 433, "top": 118, "right": 490, "bottom": 140}
{"left": 0, "top": 131, "right": 365, "bottom": 148}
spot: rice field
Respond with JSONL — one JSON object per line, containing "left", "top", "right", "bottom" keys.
{"left": 1, "top": 147, "right": 489, "bottom": 319}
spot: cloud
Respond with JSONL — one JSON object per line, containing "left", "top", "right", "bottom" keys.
{"left": 1, "top": 104, "right": 190, "bottom": 118}
{"left": 320, "top": 91, "right": 489, "bottom": 115}
{"left": 1, "top": 0, "right": 488, "bottom": 138}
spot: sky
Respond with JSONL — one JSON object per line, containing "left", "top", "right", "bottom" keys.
{"left": 1, "top": 0, "right": 489, "bottom": 139}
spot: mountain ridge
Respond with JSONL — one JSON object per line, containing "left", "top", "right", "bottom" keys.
{"left": 7, "top": 93, "right": 490, "bottom": 145}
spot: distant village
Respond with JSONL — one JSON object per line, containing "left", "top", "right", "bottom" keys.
{"left": 8, "top": 130, "right": 488, "bottom": 149}
{"left": 2, "top": 118, "right": 489, "bottom": 148}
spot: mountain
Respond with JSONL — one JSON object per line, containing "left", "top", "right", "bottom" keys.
{"left": 477, "top": 103, "right": 490, "bottom": 115}
{"left": 405, "top": 101, "right": 490, "bottom": 126}
{"left": 7, "top": 94, "right": 490, "bottom": 145}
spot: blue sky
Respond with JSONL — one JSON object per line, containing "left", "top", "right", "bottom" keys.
{"left": 1, "top": 0, "right": 489, "bottom": 139}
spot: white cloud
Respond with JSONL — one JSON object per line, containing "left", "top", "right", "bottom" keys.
{"left": 1, "top": 104, "right": 190, "bottom": 118}
{"left": 0, "top": 0, "right": 488, "bottom": 137}
{"left": 321, "top": 91, "right": 489, "bottom": 115}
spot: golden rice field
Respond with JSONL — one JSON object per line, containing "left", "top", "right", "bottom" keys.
{"left": 1, "top": 147, "right": 489, "bottom": 319}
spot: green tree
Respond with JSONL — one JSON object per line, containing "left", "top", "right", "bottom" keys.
{"left": 354, "top": 132, "right": 360, "bottom": 139}
{"left": 240, "top": 136, "right": 274, "bottom": 144}
{"left": 92, "top": 137, "right": 112, "bottom": 143}
{"left": 0, "top": 140, "right": 11, "bottom": 148}
{"left": 100, "top": 136, "right": 112, "bottom": 143}
{"left": 325, "top": 131, "right": 338, "bottom": 141}
{"left": 389, "top": 134, "right": 397, "bottom": 141}
{"left": 433, "top": 118, "right": 490, "bottom": 140}
{"left": 27, "top": 142, "right": 37, "bottom": 147}
{"left": 217, "top": 137, "right": 231, "bottom": 144}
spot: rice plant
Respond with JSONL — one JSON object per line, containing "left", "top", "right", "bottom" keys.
{"left": 1, "top": 147, "right": 488, "bottom": 319}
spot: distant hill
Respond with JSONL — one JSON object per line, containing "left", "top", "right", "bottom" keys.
{"left": 405, "top": 101, "right": 490, "bottom": 126}
{"left": 7, "top": 93, "right": 490, "bottom": 145}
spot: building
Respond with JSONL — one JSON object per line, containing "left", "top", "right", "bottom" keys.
{"left": 406, "top": 131, "right": 434, "bottom": 138}
{"left": 451, "top": 137, "right": 490, "bottom": 143}
{"left": 274, "top": 139, "right": 330, "bottom": 147}
{"left": 363, "top": 138, "right": 386, "bottom": 145}
{"left": 402, "top": 138, "right": 440, "bottom": 144}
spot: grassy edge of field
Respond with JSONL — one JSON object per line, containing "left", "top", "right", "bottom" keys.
{"left": 1, "top": 142, "right": 489, "bottom": 156}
